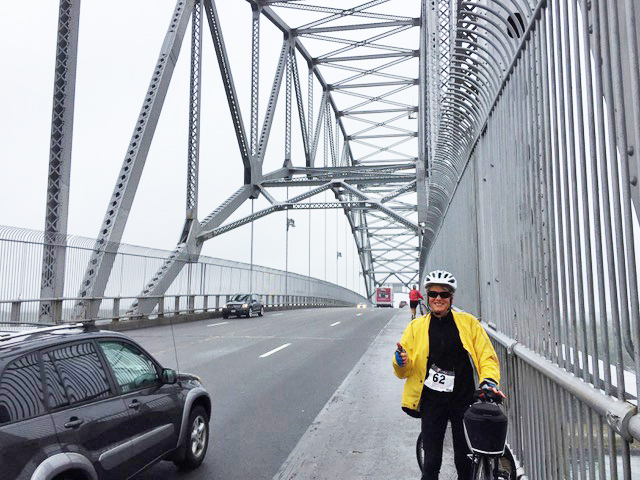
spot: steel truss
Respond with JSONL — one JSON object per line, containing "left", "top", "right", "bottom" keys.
{"left": 45, "top": 0, "right": 432, "bottom": 319}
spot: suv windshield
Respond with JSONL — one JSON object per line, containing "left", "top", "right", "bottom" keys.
{"left": 229, "top": 294, "right": 250, "bottom": 302}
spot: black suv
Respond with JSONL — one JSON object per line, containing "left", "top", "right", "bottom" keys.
{"left": 222, "top": 294, "right": 264, "bottom": 318}
{"left": 0, "top": 322, "right": 211, "bottom": 480}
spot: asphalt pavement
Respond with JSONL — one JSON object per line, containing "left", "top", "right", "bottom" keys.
{"left": 126, "top": 307, "right": 458, "bottom": 480}
{"left": 272, "top": 308, "right": 458, "bottom": 480}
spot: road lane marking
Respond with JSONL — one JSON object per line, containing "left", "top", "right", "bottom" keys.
{"left": 330, "top": 321, "right": 341, "bottom": 327}
{"left": 207, "top": 322, "right": 228, "bottom": 327}
{"left": 356, "top": 313, "right": 363, "bottom": 317}
{"left": 260, "top": 343, "right": 292, "bottom": 358}
{"left": 272, "top": 313, "right": 284, "bottom": 316}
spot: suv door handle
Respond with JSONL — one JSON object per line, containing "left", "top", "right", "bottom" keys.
{"left": 64, "top": 417, "right": 84, "bottom": 429}
{"left": 128, "top": 399, "right": 140, "bottom": 410}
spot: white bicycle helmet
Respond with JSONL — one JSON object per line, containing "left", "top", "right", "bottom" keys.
{"left": 425, "top": 270, "right": 457, "bottom": 292}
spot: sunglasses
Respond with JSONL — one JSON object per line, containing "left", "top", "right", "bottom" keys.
{"left": 427, "top": 291, "right": 452, "bottom": 299}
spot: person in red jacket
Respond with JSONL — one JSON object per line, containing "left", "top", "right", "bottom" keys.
{"left": 409, "top": 285, "right": 423, "bottom": 319}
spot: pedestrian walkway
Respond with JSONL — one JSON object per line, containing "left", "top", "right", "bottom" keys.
{"left": 273, "top": 310, "right": 458, "bottom": 480}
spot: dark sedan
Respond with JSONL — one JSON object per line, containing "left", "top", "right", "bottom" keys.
{"left": 222, "top": 294, "right": 264, "bottom": 318}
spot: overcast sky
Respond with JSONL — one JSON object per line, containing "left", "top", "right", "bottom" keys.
{"left": 1, "top": 0, "right": 367, "bottom": 295}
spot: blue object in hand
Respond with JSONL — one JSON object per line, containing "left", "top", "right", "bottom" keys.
{"left": 395, "top": 350, "right": 403, "bottom": 365}
{"left": 395, "top": 343, "right": 405, "bottom": 366}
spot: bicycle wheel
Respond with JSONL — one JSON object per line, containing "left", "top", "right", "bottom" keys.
{"left": 416, "top": 432, "right": 424, "bottom": 472}
{"left": 497, "top": 446, "right": 517, "bottom": 479}
{"left": 471, "top": 456, "right": 495, "bottom": 480}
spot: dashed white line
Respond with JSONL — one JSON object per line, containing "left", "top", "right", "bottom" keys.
{"left": 207, "top": 321, "right": 228, "bottom": 327}
{"left": 356, "top": 313, "right": 363, "bottom": 317}
{"left": 330, "top": 321, "right": 341, "bottom": 327}
{"left": 259, "top": 343, "right": 292, "bottom": 358}
{"left": 272, "top": 313, "right": 284, "bottom": 317}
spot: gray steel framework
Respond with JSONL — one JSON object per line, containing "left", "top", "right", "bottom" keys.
{"left": 424, "top": 0, "right": 640, "bottom": 478}
{"left": 39, "top": 0, "right": 81, "bottom": 324}
{"left": 44, "top": 0, "right": 431, "bottom": 319}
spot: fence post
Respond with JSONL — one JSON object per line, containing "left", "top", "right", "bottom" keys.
{"left": 188, "top": 295, "right": 195, "bottom": 313}
{"left": 50, "top": 299, "right": 63, "bottom": 323}
{"left": 158, "top": 296, "right": 164, "bottom": 317}
{"left": 203, "top": 295, "right": 208, "bottom": 312}
{"left": 174, "top": 296, "right": 180, "bottom": 315}
{"left": 113, "top": 298, "right": 120, "bottom": 322}
{"left": 10, "top": 301, "right": 20, "bottom": 323}
{"left": 87, "top": 299, "right": 98, "bottom": 320}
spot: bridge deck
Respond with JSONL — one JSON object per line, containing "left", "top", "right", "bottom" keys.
{"left": 273, "top": 310, "right": 454, "bottom": 480}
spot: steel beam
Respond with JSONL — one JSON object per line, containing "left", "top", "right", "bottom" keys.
{"left": 74, "top": 0, "right": 195, "bottom": 319}
{"left": 40, "top": 0, "right": 81, "bottom": 324}
{"left": 204, "top": 0, "right": 252, "bottom": 182}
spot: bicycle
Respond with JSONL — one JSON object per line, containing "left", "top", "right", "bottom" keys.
{"left": 415, "top": 394, "right": 517, "bottom": 479}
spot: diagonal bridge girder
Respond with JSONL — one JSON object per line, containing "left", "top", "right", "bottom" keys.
{"left": 64, "top": 0, "right": 430, "bottom": 318}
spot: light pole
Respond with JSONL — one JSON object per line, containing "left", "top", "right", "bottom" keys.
{"left": 286, "top": 214, "right": 295, "bottom": 305}
{"left": 250, "top": 199, "right": 254, "bottom": 294}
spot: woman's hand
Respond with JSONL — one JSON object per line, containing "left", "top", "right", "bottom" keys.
{"left": 395, "top": 342, "right": 407, "bottom": 366}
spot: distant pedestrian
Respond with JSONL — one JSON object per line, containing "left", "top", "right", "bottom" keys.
{"left": 409, "top": 285, "right": 423, "bottom": 320}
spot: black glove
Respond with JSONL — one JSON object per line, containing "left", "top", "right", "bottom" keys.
{"left": 473, "top": 379, "right": 505, "bottom": 403}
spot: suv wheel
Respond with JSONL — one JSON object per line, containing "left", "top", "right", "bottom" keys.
{"left": 175, "top": 405, "right": 209, "bottom": 470}
{"left": 258, "top": 306, "right": 264, "bottom": 317}
{"left": 247, "top": 307, "right": 253, "bottom": 318}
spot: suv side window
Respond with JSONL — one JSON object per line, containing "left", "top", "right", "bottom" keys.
{"left": 99, "top": 341, "right": 159, "bottom": 393}
{"left": 0, "top": 352, "right": 46, "bottom": 424}
{"left": 43, "top": 342, "right": 112, "bottom": 408}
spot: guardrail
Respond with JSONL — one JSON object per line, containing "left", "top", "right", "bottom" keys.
{"left": 486, "top": 322, "right": 639, "bottom": 479}
{"left": 0, "top": 293, "right": 355, "bottom": 325}
{"left": 0, "top": 225, "right": 367, "bottom": 324}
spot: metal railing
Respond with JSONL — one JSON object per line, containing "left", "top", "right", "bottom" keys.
{"left": 425, "top": 0, "right": 640, "bottom": 478}
{"left": 0, "top": 225, "right": 367, "bottom": 324}
{"left": 0, "top": 293, "right": 352, "bottom": 325}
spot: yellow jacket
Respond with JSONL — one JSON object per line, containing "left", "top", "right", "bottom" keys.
{"left": 393, "top": 310, "right": 500, "bottom": 417}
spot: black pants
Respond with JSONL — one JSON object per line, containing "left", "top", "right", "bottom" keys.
{"left": 420, "top": 400, "right": 471, "bottom": 480}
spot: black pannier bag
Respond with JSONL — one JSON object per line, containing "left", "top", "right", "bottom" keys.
{"left": 463, "top": 402, "right": 508, "bottom": 455}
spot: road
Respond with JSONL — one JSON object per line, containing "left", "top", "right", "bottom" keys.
{"left": 128, "top": 306, "right": 397, "bottom": 480}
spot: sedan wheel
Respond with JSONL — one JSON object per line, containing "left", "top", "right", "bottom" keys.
{"left": 248, "top": 307, "right": 253, "bottom": 318}
{"left": 258, "top": 306, "right": 264, "bottom": 317}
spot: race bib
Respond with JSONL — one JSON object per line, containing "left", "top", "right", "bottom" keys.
{"left": 424, "top": 365, "right": 455, "bottom": 392}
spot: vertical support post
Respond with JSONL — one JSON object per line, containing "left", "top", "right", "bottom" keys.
{"left": 308, "top": 63, "right": 314, "bottom": 151}
{"left": 250, "top": 3, "right": 261, "bottom": 160}
{"left": 158, "top": 296, "right": 165, "bottom": 317}
{"left": 285, "top": 187, "right": 289, "bottom": 305}
{"left": 416, "top": 0, "right": 430, "bottom": 283}
{"left": 186, "top": 0, "right": 203, "bottom": 221}
{"left": 40, "top": 0, "right": 81, "bottom": 324}
{"left": 113, "top": 298, "right": 120, "bottom": 322}
{"left": 309, "top": 186, "right": 312, "bottom": 277}
{"left": 284, "top": 43, "right": 292, "bottom": 168}
{"left": 10, "top": 302, "right": 21, "bottom": 323}
{"left": 250, "top": 199, "right": 254, "bottom": 293}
